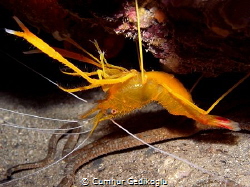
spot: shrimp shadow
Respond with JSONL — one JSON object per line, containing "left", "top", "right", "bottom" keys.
{"left": 191, "top": 130, "right": 240, "bottom": 145}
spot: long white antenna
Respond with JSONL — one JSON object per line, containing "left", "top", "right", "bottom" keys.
{"left": 0, "top": 107, "right": 77, "bottom": 122}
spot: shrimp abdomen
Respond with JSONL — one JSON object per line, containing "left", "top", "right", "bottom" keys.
{"left": 147, "top": 72, "right": 240, "bottom": 131}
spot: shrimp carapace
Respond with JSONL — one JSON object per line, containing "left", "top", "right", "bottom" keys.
{"left": 5, "top": 13, "right": 240, "bottom": 133}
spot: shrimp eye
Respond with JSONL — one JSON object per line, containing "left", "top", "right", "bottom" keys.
{"left": 107, "top": 108, "right": 118, "bottom": 115}
{"left": 111, "top": 109, "right": 118, "bottom": 114}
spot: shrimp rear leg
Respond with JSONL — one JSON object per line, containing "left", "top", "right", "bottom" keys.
{"left": 205, "top": 72, "right": 250, "bottom": 114}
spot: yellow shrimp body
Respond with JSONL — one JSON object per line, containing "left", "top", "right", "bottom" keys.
{"left": 86, "top": 71, "right": 240, "bottom": 132}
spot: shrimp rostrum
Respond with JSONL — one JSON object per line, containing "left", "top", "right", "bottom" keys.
{"left": 5, "top": 11, "right": 240, "bottom": 137}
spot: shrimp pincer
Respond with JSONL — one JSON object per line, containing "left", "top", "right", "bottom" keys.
{"left": 5, "top": 16, "right": 240, "bottom": 134}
